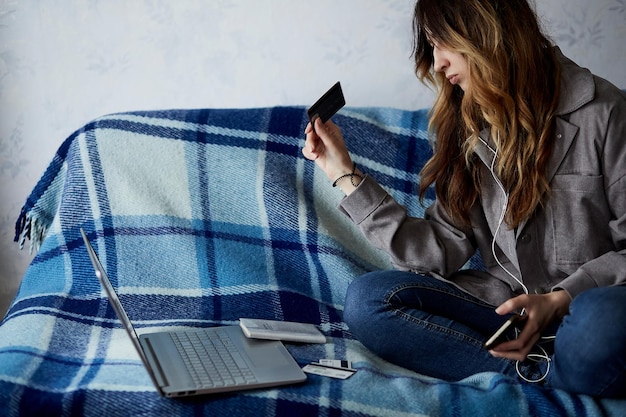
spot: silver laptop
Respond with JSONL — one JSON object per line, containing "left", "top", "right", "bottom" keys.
{"left": 80, "top": 228, "right": 306, "bottom": 398}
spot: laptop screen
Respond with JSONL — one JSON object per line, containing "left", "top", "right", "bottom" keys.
{"left": 80, "top": 228, "right": 162, "bottom": 390}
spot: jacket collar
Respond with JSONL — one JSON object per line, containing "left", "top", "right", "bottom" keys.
{"left": 554, "top": 46, "right": 595, "bottom": 115}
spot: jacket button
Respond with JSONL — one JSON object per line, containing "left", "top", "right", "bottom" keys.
{"left": 520, "top": 234, "right": 531, "bottom": 243}
{"left": 557, "top": 133, "right": 562, "bottom": 139}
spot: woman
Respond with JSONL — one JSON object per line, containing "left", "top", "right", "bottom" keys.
{"left": 302, "top": 0, "right": 626, "bottom": 398}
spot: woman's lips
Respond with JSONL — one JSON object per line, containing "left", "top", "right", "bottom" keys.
{"left": 447, "top": 74, "right": 459, "bottom": 85}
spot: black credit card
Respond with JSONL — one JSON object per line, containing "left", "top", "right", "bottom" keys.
{"left": 307, "top": 81, "right": 346, "bottom": 125}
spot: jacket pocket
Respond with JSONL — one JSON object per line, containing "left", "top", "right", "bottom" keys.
{"left": 549, "top": 174, "right": 614, "bottom": 269}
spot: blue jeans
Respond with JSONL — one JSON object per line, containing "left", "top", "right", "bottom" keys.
{"left": 343, "top": 270, "right": 626, "bottom": 398}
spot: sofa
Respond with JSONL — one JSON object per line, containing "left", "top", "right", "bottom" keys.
{"left": 1, "top": 106, "right": 623, "bottom": 416}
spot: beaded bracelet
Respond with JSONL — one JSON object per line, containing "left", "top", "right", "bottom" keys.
{"left": 332, "top": 162, "right": 364, "bottom": 188}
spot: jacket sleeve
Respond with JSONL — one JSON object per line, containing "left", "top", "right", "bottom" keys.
{"left": 338, "top": 176, "right": 475, "bottom": 277}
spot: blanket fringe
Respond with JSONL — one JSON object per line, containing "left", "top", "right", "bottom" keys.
{"left": 14, "top": 208, "right": 47, "bottom": 254}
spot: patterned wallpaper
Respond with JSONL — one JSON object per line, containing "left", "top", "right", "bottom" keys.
{"left": 0, "top": 0, "right": 624, "bottom": 317}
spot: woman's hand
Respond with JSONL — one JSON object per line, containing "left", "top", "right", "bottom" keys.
{"left": 489, "top": 291, "right": 571, "bottom": 361}
{"left": 302, "top": 117, "right": 357, "bottom": 189}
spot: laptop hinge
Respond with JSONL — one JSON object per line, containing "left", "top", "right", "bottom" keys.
{"left": 141, "top": 337, "right": 170, "bottom": 391}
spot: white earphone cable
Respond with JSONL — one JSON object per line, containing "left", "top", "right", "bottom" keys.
{"left": 479, "top": 133, "right": 551, "bottom": 383}
{"left": 479, "top": 134, "right": 529, "bottom": 294}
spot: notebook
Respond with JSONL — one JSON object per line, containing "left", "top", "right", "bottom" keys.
{"left": 80, "top": 228, "right": 307, "bottom": 397}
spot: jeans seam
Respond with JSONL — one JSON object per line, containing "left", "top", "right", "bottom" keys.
{"left": 384, "top": 282, "right": 496, "bottom": 310}
{"left": 391, "top": 308, "right": 487, "bottom": 347}
{"left": 596, "top": 370, "right": 621, "bottom": 396}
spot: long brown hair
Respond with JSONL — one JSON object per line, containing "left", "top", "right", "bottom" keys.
{"left": 412, "top": 0, "right": 561, "bottom": 228}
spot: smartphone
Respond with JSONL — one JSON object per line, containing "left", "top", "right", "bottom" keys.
{"left": 483, "top": 314, "right": 528, "bottom": 350}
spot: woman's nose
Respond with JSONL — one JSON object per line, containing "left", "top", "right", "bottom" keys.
{"left": 433, "top": 46, "right": 448, "bottom": 73}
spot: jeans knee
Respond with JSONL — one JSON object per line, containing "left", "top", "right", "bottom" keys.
{"left": 344, "top": 270, "right": 415, "bottom": 335}
{"left": 569, "top": 286, "right": 626, "bottom": 349}
{"left": 343, "top": 272, "right": 381, "bottom": 333}
{"left": 551, "top": 286, "right": 626, "bottom": 397}
{"left": 344, "top": 270, "right": 441, "bottom": 330}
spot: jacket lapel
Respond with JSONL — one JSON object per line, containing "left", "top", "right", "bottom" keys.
{"left": 546, "top": 118, "right": 579, "bottom": 182}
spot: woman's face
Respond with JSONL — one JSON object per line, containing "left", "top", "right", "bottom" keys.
{"left": 431, "top": 43, "right": 469, "bottom": 92}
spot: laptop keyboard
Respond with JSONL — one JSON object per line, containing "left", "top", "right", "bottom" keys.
{"left": 171, "top": 329, "right": 258, "bottom": 388}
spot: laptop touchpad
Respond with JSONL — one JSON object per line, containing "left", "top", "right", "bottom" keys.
{"left": 247, "top": 339, "right": 291, "bottom": 367}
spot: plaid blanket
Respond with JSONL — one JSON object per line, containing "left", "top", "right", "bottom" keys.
{"left": 2, "top": 106, "right": 623, "bottom": 416}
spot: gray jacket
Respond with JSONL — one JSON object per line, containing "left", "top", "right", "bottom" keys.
{"left": 339, "top": 49, "right": 626, "bottom": 307}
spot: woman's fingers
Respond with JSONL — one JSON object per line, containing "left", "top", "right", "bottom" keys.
{"left": 303, "top": 122, "right": 323, "bottom": 160}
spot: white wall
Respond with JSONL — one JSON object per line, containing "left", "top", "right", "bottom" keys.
{"left": 1, "top": 0, "right": 624, "bottom": 318}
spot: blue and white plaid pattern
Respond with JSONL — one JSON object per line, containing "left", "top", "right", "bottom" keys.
{"left": 2, "top": 107, "right": 622, "bottom": 416}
